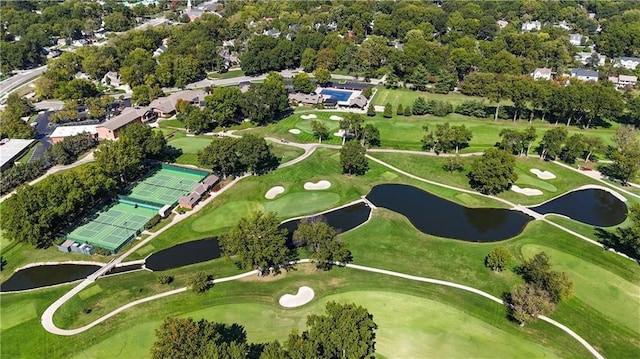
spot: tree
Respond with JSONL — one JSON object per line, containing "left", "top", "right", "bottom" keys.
{"left": 310, "top": 120, "right": 329, "bottom": 143}
{"left": 485, "top": 247, "right": 513, "bottom": 271}
{"left": 516, "top": 252, "right": 573, "bottom": 303}
{"left": 583, "top": 136, "right": 605, "bottom": 163}
{"left": 403, "top": 105, "right": 412, "bottom": 116}
{"left": 559, "top": 134, "right": 586, "bottom": 164}
{"left": 410, "top": 64, "right": 430, "bottom": 91}
{"left": 412, "top": 97, "right": 429, "bottom": 115}
{"left": 242, "top": 73, "right": 289, "bottom": 125}
{"left": 443, "top": 155, "right": 464, "bottom": 173}
{"left": 383, "top": 103, "right": 392, "bottom": 118}
{"left": 450, "top": 125, "right": 473, "bottom": 154}
{"left": 235, "top": 135, "right": 280, "bottom": 175}
{"left": 487, "top": 75, "right": 509, "bottom": 121}
{"left": 498, "top": 129, "right": 523, "bottom": 154}
{"left": 300, "top": 48, "right": 316, "bottom": 72}
{"left": 366, "top": 104, "right": 376, "bottom": 117}
{"left": 204, "top": 87, "right": 244, "bottom": 127}
{"left": 198, "top": 136, "right": 242, "bottom": 177}
{"left": 339, "top": 114, "right": 364, "bottom": 145}
{"left": 467, "top": 148, "right": 517, "bottom": 195}
{"left": 120, "top": 48, "right": 156, "bottom": 87}
{"left": 362, "top": 124, "right": 380, "bottom": 147}
{"left": 292, "top": 72, "right": 315, "bottom": 94}
{"left": 131, "top": 84, "right": 153, "bottom": 106}
{"left": 316, "top": 48, "right": 337, "bottom": 70}
{"left": 539, "top": 127, "right": 568, "bottom": 159}
{"left": 396, "top": 104, "right": 404, "bottom": 116}
{"left": 218, "top": 211, "right": 291, "bottom": 273}
{"left": 296, "top": 301, "right": 377, "bottom": 358}
{"left": 505, "top": 284, "right": 556, "bottom": 325}
{"left": 187, "top": 271, "right": 212, "bottom": 293}
{"left": 340, "top": 141, "right": 368, "bottom": 176}
{"left": 293, "top": 220, "right": 351, "bottom": 270}
{"left": 103, "top": 12, "right": 134, "bottom": 32}
{"left": 522, "top": 126, "right": 537, "bottom": 157}
{"left": 313, "top": 67, "right": 331, "bottom": 87}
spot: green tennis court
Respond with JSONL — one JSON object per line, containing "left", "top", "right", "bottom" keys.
{"left": 126, "top": 166, "right": 207, "bottom": 206}
{"left": 67, "top": 202, "right": 157, "bottom": 252}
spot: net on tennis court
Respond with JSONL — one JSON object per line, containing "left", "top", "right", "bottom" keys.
{"left": 92, "top": 219, "right": 139, "bottom": 233}
{"left": 146, "top": 182, "right": 190, "bottom": 192}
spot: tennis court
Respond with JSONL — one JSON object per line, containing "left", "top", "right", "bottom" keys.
{"left": 126, "top": 166, "right": 207, "bottom": 206}
{"left": 67, "top": 202, "right": 157, "bottom": 252}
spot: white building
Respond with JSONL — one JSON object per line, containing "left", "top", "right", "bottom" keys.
{"left": 571, "top": 68, "right": 599, "bottom": 82}
{"left": 531, "top": 68, "right": 552, "bottom": 81}
{"left": 521, "top": 21, "right": 541, "bottom": 32}
{"left": 49, "top": 125, "right": 98, "bottom": 144}
{"left": 575, "top": 51, "right": 606, "bottom": 67}
{"left": 555, "top": 21, "right": 571, "bottom": 30}
{"left": 608, "top": 75, "right": 638, "bottom": 89}
{"left": 613, "top": 57, "right": 640, "bottom": 70}
{"left": 497, "top": 20, "right": 509, "bottom": 29}
{"left": 569, "top": 33, "right": 585, "bottom": 46}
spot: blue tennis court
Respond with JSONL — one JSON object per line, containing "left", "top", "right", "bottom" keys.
{"left": 320, "top": 88, "right": 355, "bottom": 102}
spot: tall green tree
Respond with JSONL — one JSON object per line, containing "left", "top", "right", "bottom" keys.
{"left": 467, "top": 148, "right": 517, "bottom": 195}
{"left": 292, "top": 72, "right": 316, "bottom": 93}
{"left": 242, "top": 72, "right": 289, "bottom": 125}
{"left": 293, "top": 219, "right": 351, "bottom": 270}
{"left": 539, "top": 127, "right": 568, "bottom": 159}
{"left": 219, "top": 211, "right": 291, "bottom": 273}
{"left": 310, "top": 120, "right": 330, "bottom": 143}
{"left": 313, "top": 67, "right": 332, "bottom": 87}
{"left": 340, "top": 141, "right": 368, "bottom": 176}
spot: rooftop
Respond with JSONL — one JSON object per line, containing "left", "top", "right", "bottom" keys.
{"left": 0, "top": 139, "right": 35, "bottom": 169}
{"left": 571, "top": 68, "right": 598, "bottom": 77}
{"left": 50, "top": 125, "right": 98, "bottom": 138}
{"left": 99, "top": 107, "right": 149, "bottom": 131}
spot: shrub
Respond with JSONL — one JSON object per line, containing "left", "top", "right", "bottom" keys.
{"left": 396, "top": 104, "right": 403, "bottom": 115}
{"left": 484, "top": 247, "right": 513, "bottom": 271}
{"left": 158, "top": 275, "right": 173, "bottom": 284}
{"left": 145, "top": 214, "right": 162, "bottom": 230}
{"left": 383, "top": 103, "right": 393, "bottom": 118}
{"left": 455, "top": 101, "right": 488, "bottom": 118}
{"left": 403, "top": 105, "right": 412, "bottom": 116}
{"left": 187, "top": 271, "right": 212, "bottom": 293}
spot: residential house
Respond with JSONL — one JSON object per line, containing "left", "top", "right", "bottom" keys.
{"left": 149, "top": 90, "right": 206, "bottom": 117}
{"left": 46, "top": 48, "right": 61, "bottom": 59}
{"left": 71, "top": 39, "right": 89, "bottom": 47}
{"left": 608, "top": 75, "right": 638, "bottom": 89}
{"left": 531, "top": 68, "right": 552, "bottom": 81}
{"left": 555, "top": 21, "right": 571, "bottom": 30}
{"left": 348, "top": 95, "right": 368, "bottom": 109}
{"left": 575, "top": 51, "right": 605, "bottom": 67}
{"left": 496, "top": 20, "right": 509, "bottom": 29}
{"left": 153, "top": 45, "right": 167, "bottom": 58}
{"left": 521, "top": 21, "right": 541, "bottom": 32}
{"left": 570, "top": 68, "right": 599, "bottom": 82}
{"left": 569, "top": 33, "right": 586, "bottom": 46}
{"left": 101, "top": 71, "right": 121, "bottom": 87}
{"left": 96, "top": 107, "right": 155, "bottom": 140}
{"left": 263, "top": 28, "right": 281, "bottom": 38}
{"left": 613, "top": 57, "right": 640, "bottom": 70}
{"left": 49, "top": 125, "right": 98, "bottom": 144}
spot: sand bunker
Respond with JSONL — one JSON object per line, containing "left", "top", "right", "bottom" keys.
{"left": 329, "top": 115, "right": 343, "bottom": 121}
{"left": 288, "top": 129, "right": 301, "bottom": 134}
{"left": 279, "top": 286, "right": 315, "bottom": 308}
{"left": 333, "top": 129, "right": 345, "bottom": 137}
{"left": 300, "top": 114, "right": 317, "bottom": 120}
{"left": 511, "top": 185, "right": 543, "bottom": 196}
{"left": 304, "top": 180, "right": 331, "bottom": 190}
{"left": 530, "top": 169, "right": 556, "bottom": 180}
{"left": 265, "top": 186, "right": 285, "bottom": 199}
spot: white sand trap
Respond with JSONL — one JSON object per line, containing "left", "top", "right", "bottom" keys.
{"left": 333, "top": 129, "right": 345, "bottom": 137}
{"left": 304, "top": 180, "right": 331, "bottom": 190}
{"left": 288, "top": 129, "right": 301, "bottom": 134}
{"left": 300, "top": 114, "right": 317, "bottom": 120}
{"left": 530, "top": 169, "right": 556, "bottom": 180}
{"left": 511, "top": 185, "right": 543, "bottom": 196}
{"left": 265, "top": 186, "right": 285, "bottom": 199}
{"left": 279, "top": 286, "right": 315, "bottom": 308}
{"left": 329, "top": 115, "right": 343, "bottom": 121}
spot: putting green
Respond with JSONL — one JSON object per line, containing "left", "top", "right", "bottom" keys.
{"left": 522, "top": 245, "right": 640, "bottom": 333}
{"left": 167, "top": 136, "right": 212, "bottom": 154}
{"left": 263, "top": 192, "right": 340, "bottom": 219}
{"left": 0, "top": 301, "right": 37, "bottom": 331}
{"left": 295, "top": 118, "right": 339, "bottom": 134}
{"left": 74, "top": 291, "right": 557, "bottom": 358}
{"left": 514, "top": 168, "right": 558, "bottom": 192}
{"left": 191, "top": 200, "right": 264, "bottom": 233}
{"left": 78, "top": 285, "right": 103, "bottom": 300}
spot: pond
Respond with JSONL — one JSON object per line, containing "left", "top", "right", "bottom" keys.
{"left": 530, "top": 189, "right": 627, "bottom": 227}
{"left": 145, "top": 202, "right": 372, "bottom": 271}
{"left": 366, "top": 184, "right": 533, "bottom": 242}
{"left": 0, "top": 264, "right": 101, "bottom": 292}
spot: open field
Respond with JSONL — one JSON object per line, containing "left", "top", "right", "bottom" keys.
{"left": 207, "top": 69, "right": 245, "bottom": 79}
{"left": 371, "top": 87, "right": 498, "bottom": 108}
{"left": 243, "top": 110, "right": 620, "bottom": 154}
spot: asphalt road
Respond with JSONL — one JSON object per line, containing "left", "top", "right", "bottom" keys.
{"left": 0, "top": 65, "right": 48, "bottom": 99}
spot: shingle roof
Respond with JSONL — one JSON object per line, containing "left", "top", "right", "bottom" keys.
{"left": 571, "top": 68, "right": 598, "bottom": 78}
{"left": 349, "top": 95, "right": 368, "bottom": 108}
{"left": 99, "top": 107, "right": 149, "bottom": 131}
{"left": 179, "top": 192, "right": 201, "bottom": 206}
{"left": 202, "top": 175, "right": 219, "bottom": 187}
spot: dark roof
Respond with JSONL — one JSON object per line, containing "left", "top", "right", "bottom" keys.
{"left": 179, "top": 192, "right": 201, "bottom": 206}
{"left": 193, "top": 183, "right": 208, "bottom": 195}
{"left": 323, "top": 98, "right": 338, "bottom": 105}
{"left": 331, "top": 81, "right": 370, "bottom": 90}
{"left": 202, "top": 175, "right": 219, "bottom": 187}
{"left": 99, "top": 107, "right": 149, "bottom": 131}
{"left": 571, "top": 68, "right": 598, "bottom": 78}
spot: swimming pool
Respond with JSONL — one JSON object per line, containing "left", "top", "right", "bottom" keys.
{"left": 320, "top": 88, "right": 355, "bottom": 102}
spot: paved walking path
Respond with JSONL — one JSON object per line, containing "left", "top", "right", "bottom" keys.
{"left": 39, "top": 259, "right": 604, "bottom": 359}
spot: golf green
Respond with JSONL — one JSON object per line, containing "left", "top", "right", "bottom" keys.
{"left": 514, "top": 168, "right": 558, "bottom": 192}
{"left": 72, "top": 291, "right": 557, "bottom": 358}
{"left": 295, "top": 118, "right": 339, "bottom": 134}
{"left": 521, "top": 245, "right": 640, "bottom": 333}
{"left": 263, "top": 192, "right": 341, "bottom": 219}
{"left": 0, "top": 301, "right": 37, "bottom": 331}
{"left": 191, "top": 200, "right": 264, "bottom": 233}
{"left": 167, "top": 136, "right": 212, "bottom": 154}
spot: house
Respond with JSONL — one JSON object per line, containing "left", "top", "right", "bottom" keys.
{"left": 101, "top": 71, "right": 121, "bottom": 87}
{"left": 178, "top": 191, "right": 201, "bottom": 209}
{"left": 323, "top": 98, "right": 338, "bottom": 109}
{"left": 0, "top": 138, "right": 35, "bottom": 171}
{"left": 75, "top": 72, "right": 90, "bottom": 80}
{"left": 49, "top": 125, "right": 98, "bottom": 144}
{"left": 263, "top": 29, "right": 281, "bottom": 38}
{"left": 153, "top": 45, "right": 167, "bottom": 58}
{"left": 497, "top": 20, "right": 509, "bottom": 29}
{"left": 613, "top": 57, "right": 640, "bottom": 70}
{"left": 555, "top": 20, "right": 571, "bottom": 30}
{"left": 531, "top": 68, "right": 552, "bottom": 81}
{"left": 608, "top": 75, "right": 638, "bottom": 89}
{"left": 96, "top": 107, "right": 155, "bottom": 140}
{"left": 575, "top": 51, "right": 605, "bottom": 67}
{"left": 149, "top": 90, "right": 206, "bottom": 117}
{"left": 569, "top": 33, "right": 586, "bottom": 46}
{"left": 71, "top": 39, "right": 89, "bottom": 47}
{"left": 289, "top": 93, "right": 322, "bottom": 105}
{"left": 521, "top": 20, "right": 541, "bottom": 32}
{"left": 348, "top": 95, "right": 368, "bottom": 108}
{"left": 570, "top": 68, "right": 599, "bottom": 82}
{"left": 46, "top": 48, "right": 61, "bottom": 59}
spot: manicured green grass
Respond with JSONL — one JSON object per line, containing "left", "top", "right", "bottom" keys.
{"left": 244, "top": 110, "right": 618, "bottom": 154}
{"left": 0, "top": 301, "right": 37, "bottom": 331}
{"left": 368, "top": 152, "right": 607, "bottom": 206}
{"left": 158, "top": 119, "right": 185, "bottom": 128}
{"left": 371, "top": 87, "right": 495, "bottom": 108}
{"left": 264, "top": 192, "right": 340, "bottom": 218}
{"left": 77, "top": 285, "right": 103, "bottom": 300}
{"left": 207, "top": 69, "right": 245, "bottom": 79}
{"left": 521, "top": 244, "right": 640, "bottom": 334}
{"left": 167, "top": 135, "right": 212, "bottom": 154}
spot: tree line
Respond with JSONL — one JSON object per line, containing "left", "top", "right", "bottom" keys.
{"left": 0, "top": 123, "right": 168, "bottom": 248}
{"left": 151, "top": 301, "right": 377, "bottom": 359}
{"left": 0, "top": 93, "right": 36, "bottom": 139}
{"left": 197, "top": 135, "right": 280, "bottom": 178}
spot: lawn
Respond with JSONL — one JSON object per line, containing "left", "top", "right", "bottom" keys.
{"left": 207, "top": 69, "right": 245, "bottom": 80}
{"left": 243, "top": 110, "right": 619, "bottom": 154}
{"left": 368, "top": 152, "right": 608, "bottom": 206}
{"left": 371, "top": 87, "right": 496, "bottom": 108}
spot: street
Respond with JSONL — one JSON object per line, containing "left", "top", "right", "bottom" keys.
{"left": 0, "top": 65, "right": 48, "bottom": 99}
